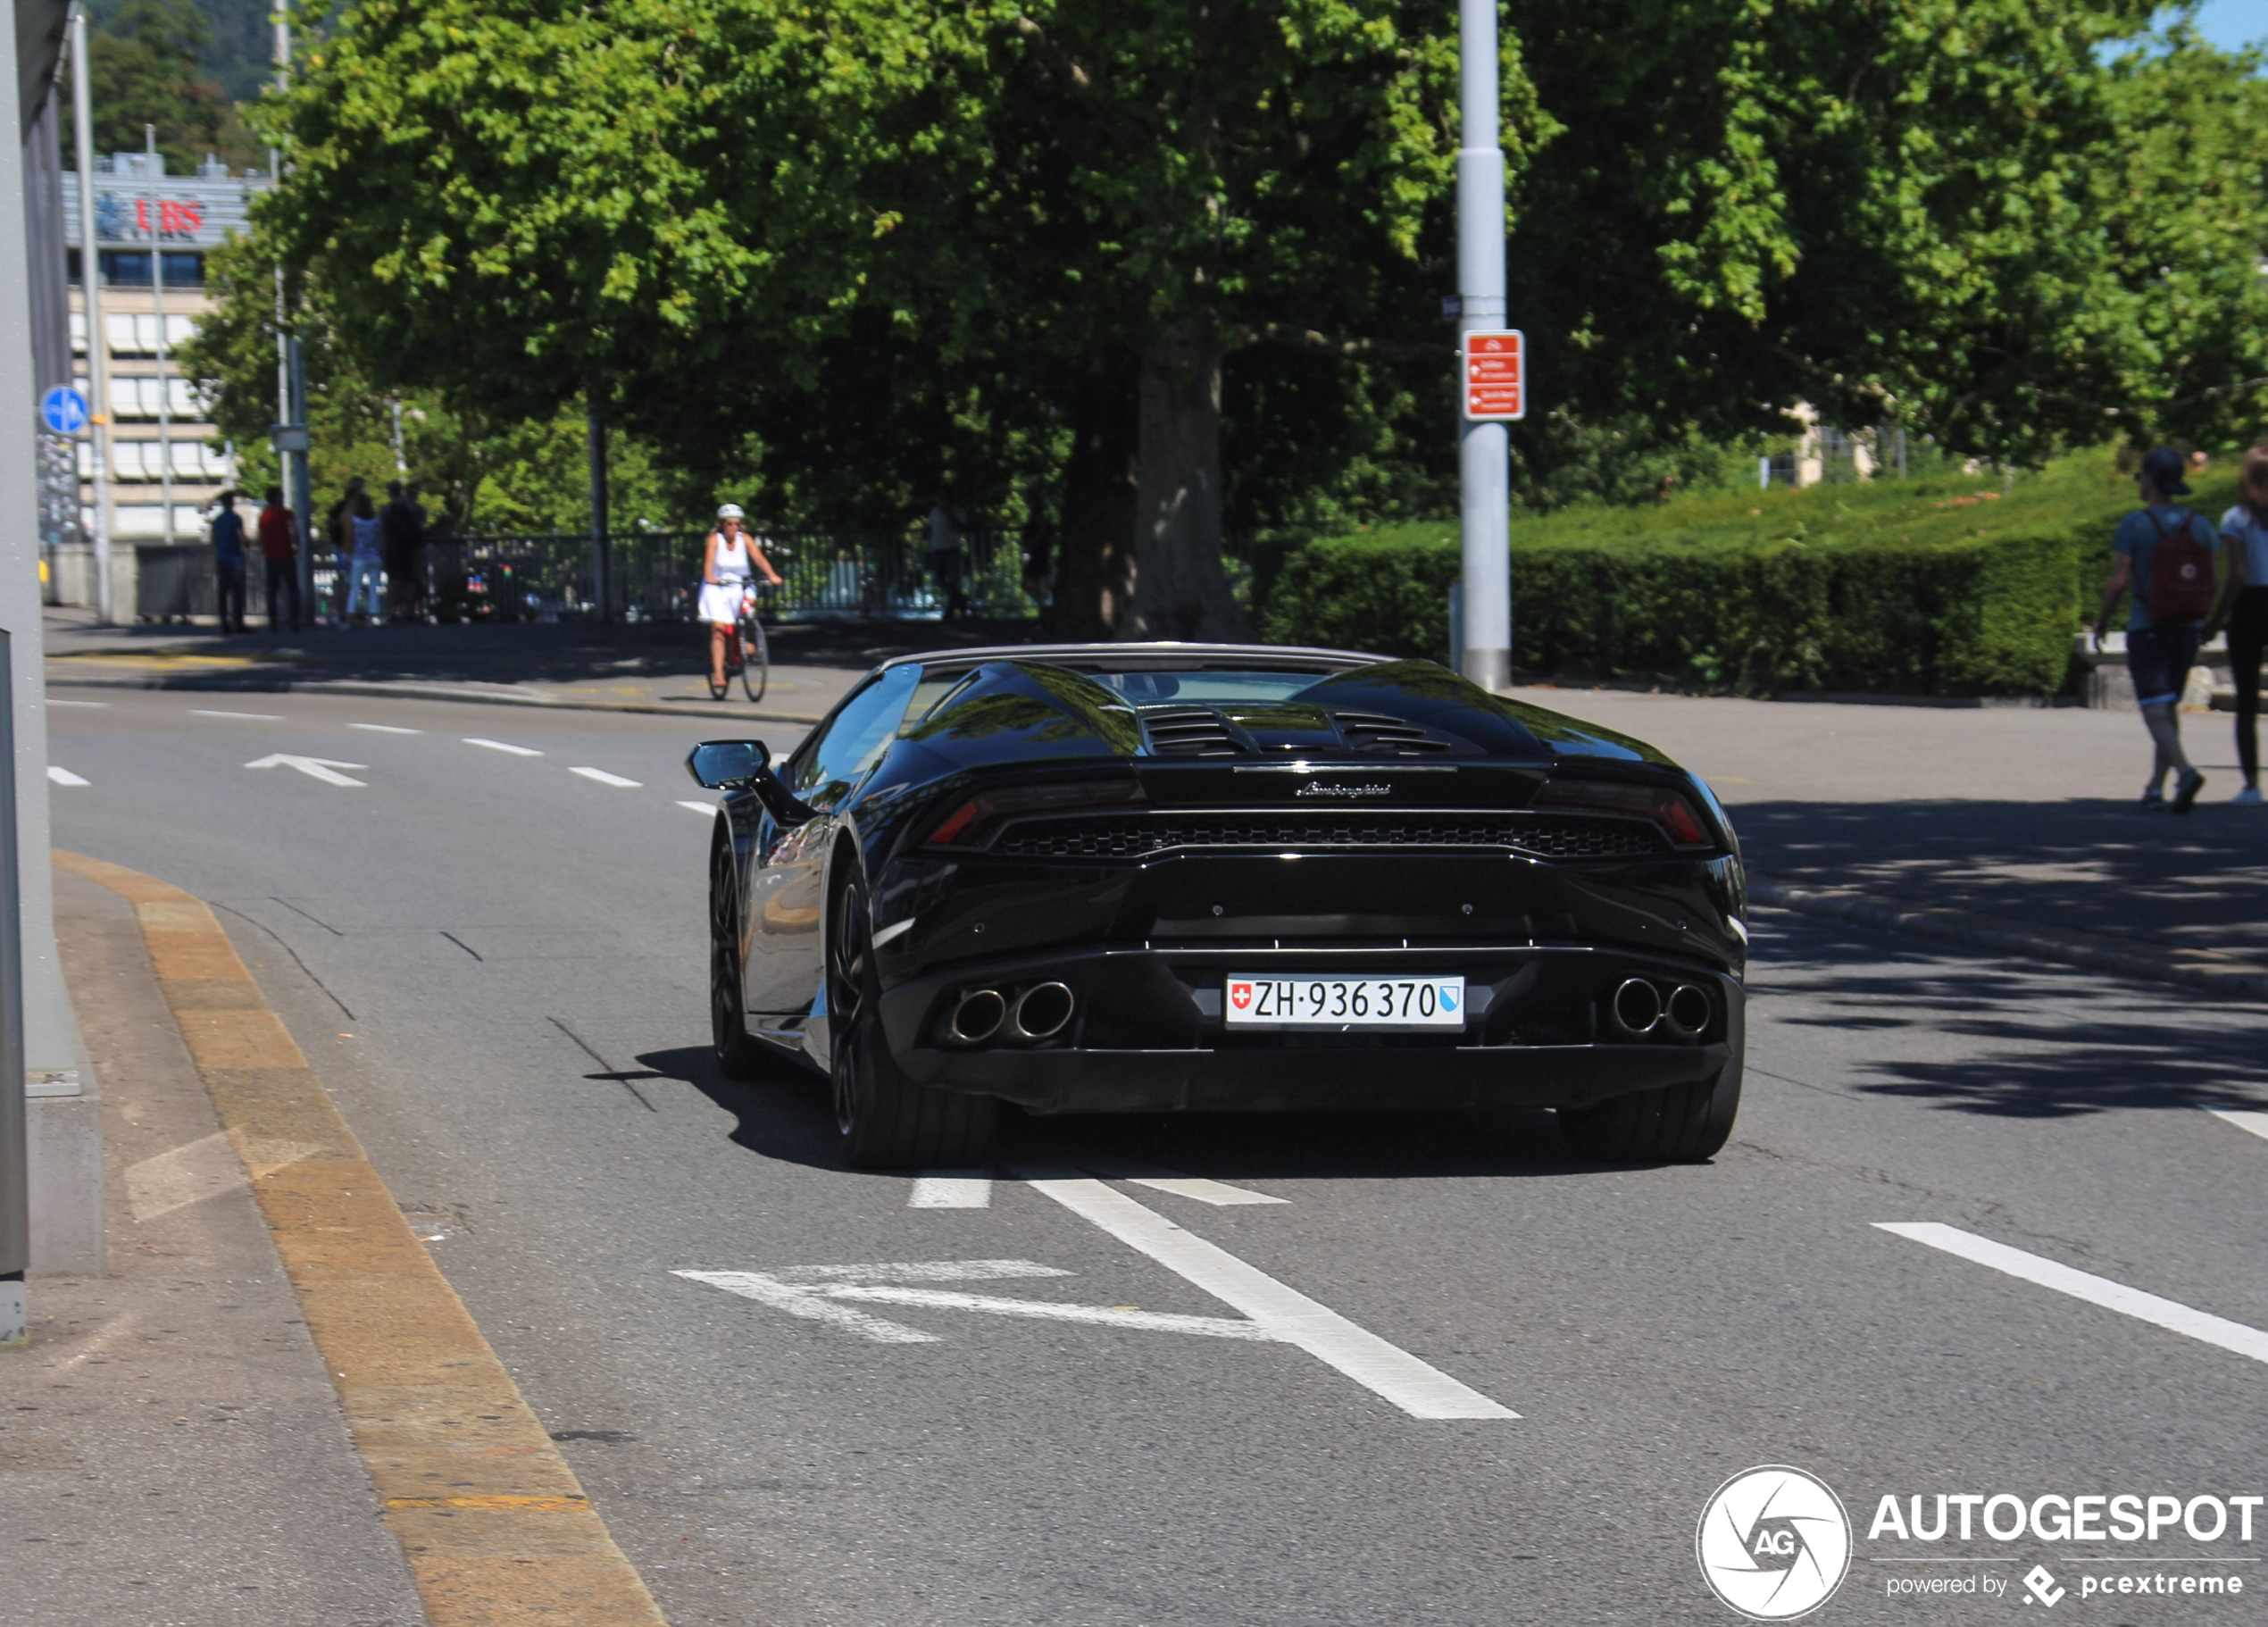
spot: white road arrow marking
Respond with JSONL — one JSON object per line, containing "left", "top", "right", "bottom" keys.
{"left": 677, "top": 1256, "right": 1270, "bottom": 1344}
{"left": 1014, "top": 1171, "right": 1517, "bottom": 1420}
{"left": 46, "top": 765, "right": 88, "bottom": 787}
{"left": 245, "top": 753, "right": 368, "bottom": 788}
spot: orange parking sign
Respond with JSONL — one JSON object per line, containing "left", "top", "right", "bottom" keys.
{"left": 1462, "top": 330, "right": 1525, "bottom": 421}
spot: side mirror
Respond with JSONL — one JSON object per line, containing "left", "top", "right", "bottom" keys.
{"left": 685, "top": 739, "right": 769, "bottom": 789}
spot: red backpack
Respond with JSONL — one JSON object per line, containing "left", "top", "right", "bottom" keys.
{"left": 2143, "top": 509, "right": 2216, "bottom": 623}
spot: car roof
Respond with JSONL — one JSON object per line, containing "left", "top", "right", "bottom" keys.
{"left": 874, "top": 640, "right": 1395, "bottom": 674}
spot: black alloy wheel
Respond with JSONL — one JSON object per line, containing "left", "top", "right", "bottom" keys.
{"left": 709, "top": 836, "right": 770, "bottom": 1079}
{"left": 1557, "top": 1036, "right": 1744, "bottom": 1164}
{"left": 829, "top": 870, "right": 996, "bottom": 1169}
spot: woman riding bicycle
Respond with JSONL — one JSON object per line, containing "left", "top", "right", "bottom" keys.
{"left": 700, "top": 505, "right": 782, "bottom": 698}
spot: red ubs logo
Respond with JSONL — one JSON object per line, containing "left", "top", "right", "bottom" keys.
{"left": 133, "top": 198, "right": 204, "bottom": 236}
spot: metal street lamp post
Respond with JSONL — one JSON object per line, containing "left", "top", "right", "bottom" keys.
{"left": 69, "top": 4, "right": 111, "bottom": 622}
{"left": 1456, "top": 0, "right": 1511, "bottom": 691}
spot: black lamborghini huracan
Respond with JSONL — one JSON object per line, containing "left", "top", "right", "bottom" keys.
{"left": 687, "top": 643, "right": 1747, "bottom": 1169}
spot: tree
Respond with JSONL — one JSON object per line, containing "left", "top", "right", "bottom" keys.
{"left": 247, "top": 1, "right": 1522, "bottom": 636}
{"left": 65, "top": 0, "right": 261, "bottom": 173}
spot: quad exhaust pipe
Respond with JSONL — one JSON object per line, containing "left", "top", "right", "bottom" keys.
{"left": 946, "top": 982, "right": 1075, "bottom": 1046}
{"left": 947, "top": 988, "right": 1006, "bottom": 1044}
{"left": 1609, "top": 977, "right": 1711, "bottom": 1041}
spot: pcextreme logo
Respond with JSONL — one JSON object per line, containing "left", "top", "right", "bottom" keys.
{"left": 1697, "top": 1465, "right": 1855, "bottom": 1620}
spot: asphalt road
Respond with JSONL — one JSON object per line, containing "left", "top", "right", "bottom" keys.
{"left": 45, "top": 685, "right": 2268, "bottom": 1626}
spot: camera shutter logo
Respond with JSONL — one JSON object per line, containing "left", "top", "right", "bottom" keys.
{"left": 1697, "top": 1465, "right": 1853, "bottom": 1620}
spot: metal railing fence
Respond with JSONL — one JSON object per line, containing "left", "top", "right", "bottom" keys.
{"left": 392, "top": 529, "right": 1046, "bottom": 623}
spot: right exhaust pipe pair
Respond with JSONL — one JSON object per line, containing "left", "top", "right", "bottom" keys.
{"left": 947, "top": 981, "right": 1074, "bottom": 1046}
{"left": 1610, "top": 977, "right": 1712, "bottom": 1041}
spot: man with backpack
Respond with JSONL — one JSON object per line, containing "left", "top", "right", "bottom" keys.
{"left": 2095, "top": 446, "right": 2219, "bottom": 813}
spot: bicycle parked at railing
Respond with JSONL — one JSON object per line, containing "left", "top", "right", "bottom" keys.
{"left": 701, "top": 505, "right": 783, "bottom": 702}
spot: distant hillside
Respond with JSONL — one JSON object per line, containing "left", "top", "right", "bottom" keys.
{"left": 91, "top": 0, "right": 272, "bottom": 104}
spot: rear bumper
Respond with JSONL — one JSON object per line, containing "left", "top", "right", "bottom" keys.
{"left": 880, "top": 942, "right": 1740, "bottom": 1114}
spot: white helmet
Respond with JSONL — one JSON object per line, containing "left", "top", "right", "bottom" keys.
{"left": 716, "top": 503, "right": 745, "bottom": 521}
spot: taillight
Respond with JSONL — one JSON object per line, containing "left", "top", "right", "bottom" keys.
{"left": 1531, "top": 777, "right": 1714, "bottom": 849}
{"left": 922, "top": 779, "right": 1146, "bottom": 849}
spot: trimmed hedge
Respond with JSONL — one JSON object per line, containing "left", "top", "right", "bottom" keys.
{"left": 1256, "top": 452, "right": 2242, "bottom": 697}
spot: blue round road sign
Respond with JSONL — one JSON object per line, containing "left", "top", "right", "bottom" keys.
{"left": 40, "top": 386, "right": 88, "bottom": 436}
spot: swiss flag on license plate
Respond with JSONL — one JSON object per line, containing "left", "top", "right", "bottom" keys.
{"left": 1228, "top": 980, "right": 1254, "bottom": 1011}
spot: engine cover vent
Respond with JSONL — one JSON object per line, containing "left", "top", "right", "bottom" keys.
{"left": 1143, "top": 708, "right": 1240, "bottom": 757}
{"left": 1333, "top": 710, "right": 1453, "bottom": 755}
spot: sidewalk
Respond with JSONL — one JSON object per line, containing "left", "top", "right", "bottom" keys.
{"left": 1, "top": 866, "right": 428, "bottom": 1623}
{"left": 40, "top": 608, "right": 1056, "bottom": 724}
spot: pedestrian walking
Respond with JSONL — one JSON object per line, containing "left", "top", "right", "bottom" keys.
{"left": 2214, "top": 444, "right": 2268, "bottom": 806}
{"left": 326, "top": 476, "right": 366, "bottom": 621}
{"left": 210, "top": 490, "right": 246, "bottom": 635}
{"left": 2095, "top": 446, "right": 2219, "bottom": 813}
{"left": 342, "top": 492, "right": 384, "bottom": 625}
{"left": 379, "top": 480, "right": 420, "bottom": 622}
{"left": 254, "top": 486, "right": 302, "bottom": 635}
{"left": 927, "top": 498, "right": 968, "bottom": 620}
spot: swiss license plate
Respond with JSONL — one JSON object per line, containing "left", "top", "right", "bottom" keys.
{"left": 1224, "top": 975, "right": 1466, "bottom": 1029}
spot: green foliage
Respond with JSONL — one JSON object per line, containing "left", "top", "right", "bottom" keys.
{"left": 1259, "top": 449, "right": 2246, "bottom": 695}
{"left": 175, "top": 236, "right": 700, "bottom": 536}
{"left": 65, "top": 0, "right": 261, "bottom": 172}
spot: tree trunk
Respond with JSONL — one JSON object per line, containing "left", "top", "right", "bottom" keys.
{"left": 1047, "top": 346, "right": 1139, "bottom": 637}
{"left": 1122, "top": 313, "right": 1248, "bottom": 640}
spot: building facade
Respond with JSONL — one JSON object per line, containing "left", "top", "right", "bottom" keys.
{"left": 53, "top": 152, "right": 269, "bottom": 615}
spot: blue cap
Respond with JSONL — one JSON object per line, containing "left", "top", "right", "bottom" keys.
{"left": 2140, "top": 447, "right": 2191, "bottom": 496}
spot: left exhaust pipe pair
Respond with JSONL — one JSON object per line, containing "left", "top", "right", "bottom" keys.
{"left": 948, "top": 982, "right": 1073, "bottom": 1046}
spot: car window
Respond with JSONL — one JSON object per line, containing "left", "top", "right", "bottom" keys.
{"left": 791, "top": 663, "right": 927, "bottom": 805}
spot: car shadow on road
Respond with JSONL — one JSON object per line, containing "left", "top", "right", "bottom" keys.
{"left": 1752, "top": 915, "right": 2268, "bottom": 1120}
{"left": 1736, "top": 796, "right": 2268, "bottom": 964}
{"left": 635, "top": 1043, "right": 1631, "bottom": 1181}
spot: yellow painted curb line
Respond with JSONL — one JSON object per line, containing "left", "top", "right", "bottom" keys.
{"left": 56, "top": 850, "right": 670, "bottom": 1627}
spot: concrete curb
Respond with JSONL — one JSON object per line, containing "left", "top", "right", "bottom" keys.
{"left": 1748, "top": 876, "right": 2268, "bottom": 1005}
{"left": 44, "top": 666, "right": 830, "bottom": 726}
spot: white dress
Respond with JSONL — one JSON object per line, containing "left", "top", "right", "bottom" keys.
{"left": 698, "top": 532, "right": 753, "bottom": 625}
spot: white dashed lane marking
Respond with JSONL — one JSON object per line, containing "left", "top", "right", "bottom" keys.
{"left": 1015, "top": 1171, "right": 1517, "bottom": 1419}
{"left": 2207, "top": 1108, "right": 2268, "bottom": 1144}
{"left": 677, "top": 801, "right": 717, "bottom": 816}
{"left": 910, "top": 1172, "right": 993, "bottom": 1208}
{"left": 46, "top": 697, "right": 105, "bottom": 707}
{"left": 571, "top": 767, "right": 643, "bottom": 788}
{"left": 192, "top": 709, "right": 285, "bottom": 721}
{"left": 46, "top": 765, "right": 88, "bottom": 787}
{"left": 349, "top": 722, "right": 422, "bottom": 734}
{"left": 1088, "top": 1164, "right": 1288, "bottom": 1206}
{"left": 463, "top": 738, "right": 543, "bottom": 756}
{"left": 1877, "top": 1222, "right": 2268, "bottom": 1367}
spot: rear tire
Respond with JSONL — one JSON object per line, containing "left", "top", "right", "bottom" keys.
{"left": 1558, "top": 1044, "right": 1743, "bottom": 1164}
{"left": 829, "top": 872, "right": 996, "bottom": 1169}
{"left": 709, "top": 837, "right": 771, "bottom": 1080}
